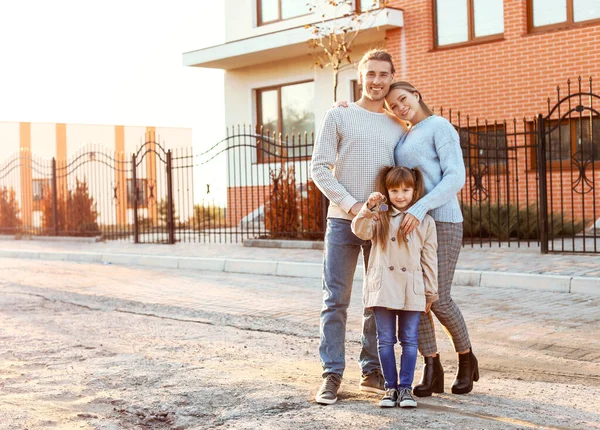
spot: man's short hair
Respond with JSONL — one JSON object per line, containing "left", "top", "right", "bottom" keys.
{"left": 357, "top": 49, "right": 395, "bottom": 76}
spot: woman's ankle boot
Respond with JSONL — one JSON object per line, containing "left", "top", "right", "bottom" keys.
{"left": 413, "top": 354, "right": 444, "bottom": 397}
{"left": 451, "top": 349, "right": 479, "bottom": 394}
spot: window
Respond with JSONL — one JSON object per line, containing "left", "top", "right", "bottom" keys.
{"left": 355, "top": 0, "right": 381, "bottom": 12}
{"left": 351, "top": 79, "right": 363, "bottom": 102}
{"left": 257, "top": 0, "right": 310, "bottom": 25}
{"left": 528, "top": 0, "right": 600, "bottom": 30}
{"left": 544, "top": 117, "right": 600, "bottom": 164}
{"left": 32, "top": 178, "right": 50, "bottom": 210}
{"left": 256, "top": 81, "right": 315, "bottom": 161}
{"left": 460, "top": 125, "right": 508, "bottom": 173}
{"left": 434, "top": 0, "right": 504, "bottom": 47}
{"left": 127, "top": 178, "right": 148, "bottom": 208}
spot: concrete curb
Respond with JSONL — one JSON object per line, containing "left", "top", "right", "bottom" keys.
{"left": 1, "top": 249, "right": 598, "bottom": 296}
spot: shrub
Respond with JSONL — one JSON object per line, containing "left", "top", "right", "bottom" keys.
{"left": 194, "top": 202, "right": 227, "bottom": 230}
{"left": 263, "top": 164, "right": 324, "bottom": 239}
{"left": 461, "top": 202, "right": 584, "bottom": 241}
{"left": 42, "top": 179, "right": 100, "bottom": 236}
{"left": 0, "top": 187, "right": 21, "bottom": 233}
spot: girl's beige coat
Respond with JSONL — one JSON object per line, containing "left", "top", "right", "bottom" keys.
{"left": 351, "top": 204, "right": 439, "bottom": 312}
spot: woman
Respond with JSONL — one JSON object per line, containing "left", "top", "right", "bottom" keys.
{"left": 335, "top": 81, "right": 479, "bottom": 396}
{"left": 384, "top": 81, "right": 478, "bottom": 396}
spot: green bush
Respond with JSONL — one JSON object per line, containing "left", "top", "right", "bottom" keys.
{"left": 194, "top": 203, "right": 227, "bottom": 230}
{"left": 461, "top": 202, "right": 584, "bottom": 240}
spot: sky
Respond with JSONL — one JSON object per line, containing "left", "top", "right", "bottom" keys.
{"left": 0, "top": 0, "right": 225, "bottom": 153}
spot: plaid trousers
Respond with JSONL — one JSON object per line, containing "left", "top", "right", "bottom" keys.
{"left": 417, "top": 222, "right": 472, "bottom": 356}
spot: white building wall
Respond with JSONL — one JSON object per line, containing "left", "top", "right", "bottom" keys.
{"left": 224, "top": 0, "right": 341, "bottom": 43}
{"left": 222, "top": 42, "right": 378, "bottom": 189}
{"left": 0, "top": 122, "right": 21, "bottom": 160}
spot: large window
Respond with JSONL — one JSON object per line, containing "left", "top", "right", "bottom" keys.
{"left": 544, "top": 117, "right": 600, "bottom": 164}
{"left": 460, "top": 125, "right": 508, "bottom": 173}
{"left": 434, "top": 0, "right": 504, "bottom": 47}
{"left": 355, "top": 0, "right": 381, "bottom": 12}
{"left": 256, "top": 81, "right": 315, "bottom": 161}
{"left": 258, "top": 0, "right": 310, "bottom": 25}
{"left": 127, "top": 178, "right": 148, "bottom": 208}
{"left": 528, "top": 0, "right": 600, "bottom": 30}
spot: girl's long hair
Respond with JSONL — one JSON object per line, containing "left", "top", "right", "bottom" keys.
{"left": 387, "top": 81, "right": 434, "bottom": 118}
{"left": 373, "top": 165, "right": 425, "bottom": 250}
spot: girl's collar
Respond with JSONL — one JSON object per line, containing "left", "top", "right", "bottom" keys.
{"left": 390, "top": 206, "right": 408, "bottom": 217}
{"left": 408, "top": 114, "right": 436, "bottom": 131}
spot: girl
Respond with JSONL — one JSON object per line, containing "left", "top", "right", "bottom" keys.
{"left": 351, "top": 166, "right": 438, "bottom": 408}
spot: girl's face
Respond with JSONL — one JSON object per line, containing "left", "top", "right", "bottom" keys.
{"left": 388, "top": 183, "right": 414, "bottom": 211}
{"left": 386, "top": 88, "right": 421, "bottom": 121}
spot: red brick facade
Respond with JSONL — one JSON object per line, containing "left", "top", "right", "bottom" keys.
{"left": 228, "top": 1, "right": 600, "bottom": 228}
{"left": 385, "top": 0, "right": 600, "bottom": 119}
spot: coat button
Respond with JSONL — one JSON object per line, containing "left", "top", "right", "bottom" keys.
{"left": 391, "top": 237, "right": 396, "bottom": 241}
{"left": 401, "top": 267, "right": 407, "bottom": 272}
{"left": 389, "top": 266, "right": 394, "bottom": 271}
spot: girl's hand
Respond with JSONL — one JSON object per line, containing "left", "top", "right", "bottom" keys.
{"left": 367, "top": 192, "right": 385, "bottom": 210}
{"left": 333, "top": 100, "right": 349, "bottom": 108}
{"left": 401, "top": 213, "right": 420, "bottom": 236}
{"left": 424, "top": 302, "right": 432, "bottom": 313}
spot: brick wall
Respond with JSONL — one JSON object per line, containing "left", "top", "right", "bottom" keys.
{"left": 385, "top": 0, "right": 600, "bottom": 119}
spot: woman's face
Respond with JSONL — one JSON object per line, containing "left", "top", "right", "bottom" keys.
{"left": 386, "top": 88, "right": 421, "bottom": 121}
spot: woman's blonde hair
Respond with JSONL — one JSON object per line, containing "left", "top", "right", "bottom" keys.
{"left": 387, "top": 81, "right": 434, "bottom": 118}
{"left": 372, "top": 165, "right": 425, "bottom": 249}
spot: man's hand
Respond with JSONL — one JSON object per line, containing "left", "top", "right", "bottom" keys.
{"left": 350, "top": 202, "right": 363, "bottom": 216}
{"left": 424, "top": 302, "right": 432, "bottom": 313}
{"left": 400, "top": 213, "right": 420, "bottom": 236}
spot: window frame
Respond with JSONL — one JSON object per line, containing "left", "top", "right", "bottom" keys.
{"left": 460, "top": 124, "right": 509, "bottom": 175}
{"left": 527, "top": 0, "right": 600, "bottom": 33}
{"left": 256, "top": 0, "right": 312, "bottom": 26}
{"left": 32, "top": 178, "right": 50, "bottom": 211}
{"left": 355, "top": 0, "right": 381, "bottom": 12}
{"left": 255, "top": 79, "right": 315, "bottom": 163}
{"left": 432, "top": 0, "right": 505, "bottom": 49}
{"left": 533, "top": 116, "right": 600, "bottom": 170}
{"left": 127, "top": 178, "right": 149, "bottom": 209}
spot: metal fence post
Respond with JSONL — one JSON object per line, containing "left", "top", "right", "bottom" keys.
{"left": 166, "top": 150, "right": 175, "bottom": 245}
{"left": 536, "top": 114, "right": 549, "bottom": 254}
{"left": 132, "top": 153, "right": 139, "bottom": 244}
{"left": 51, "top": 158, "right": 58, "bottom": 236}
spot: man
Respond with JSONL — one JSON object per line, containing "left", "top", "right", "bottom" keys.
{"left": 311, "top": 49, "right": 406, "bottom": 405}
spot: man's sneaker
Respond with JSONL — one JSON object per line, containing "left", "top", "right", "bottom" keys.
{"left": 315, "top": 373, "right": 342, "bottom": 405}
{"left": 379, "top": 388, "right": 399, "bottom": 408}
{"left": 359, "top": 369, "right": 385, "bottom": 394}
{"left": 398, "top": 387, "right": 418, "bottom": 408}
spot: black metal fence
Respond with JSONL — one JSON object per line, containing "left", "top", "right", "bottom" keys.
{"left": 1, "top": 79, "right": 598, "bottom": 253}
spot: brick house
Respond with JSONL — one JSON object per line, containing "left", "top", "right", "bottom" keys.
{"left": 184, "top": 0, "right": 600, "bottom": 229}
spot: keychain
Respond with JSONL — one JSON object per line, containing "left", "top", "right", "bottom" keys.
{"left": 372, "top": 195, "right": 388, "bottom": 212}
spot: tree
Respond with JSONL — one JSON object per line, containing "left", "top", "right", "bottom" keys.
{"left": 305, "top": 0, "right": 389, "bottom": 101}
{"left": 0, "top": 187, "right": 22, "bottom": 233}
{"left": 41, "top": 179, "right": 100, "bottom": 236}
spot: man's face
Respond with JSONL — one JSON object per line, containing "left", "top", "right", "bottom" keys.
{"left": 359, "top": 60, "right": 394, "bottom": 101}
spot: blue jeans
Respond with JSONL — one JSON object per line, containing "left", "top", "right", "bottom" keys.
{"left": 319, "top": 218, "right": 380, "bottom": 377}
{"left": 373, "top": 307, "right": 421, "bottom": 390}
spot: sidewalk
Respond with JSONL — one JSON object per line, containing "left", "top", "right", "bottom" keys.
{"left": 0, "top": 236, "right": 599, "bottom": 296}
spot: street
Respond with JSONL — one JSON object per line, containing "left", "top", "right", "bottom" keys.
{"left": 0, "top": 258, "right": 599, "bottom": 429}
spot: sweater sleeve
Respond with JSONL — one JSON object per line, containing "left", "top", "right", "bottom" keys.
{"left": 310, "top": 109, "right": 357, "bottom": 213}
{"left": 421, "top": 217, "right": 439, "bottom": 303}
{"left": 350, "top": 204, "right": 376, "bottom": 240}
{"left": 407, "top": 123, "right": 466, "bottom": 222}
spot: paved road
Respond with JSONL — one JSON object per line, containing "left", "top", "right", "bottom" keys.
{"left": 1, "top": 258, "right": 599, "bottom": 429}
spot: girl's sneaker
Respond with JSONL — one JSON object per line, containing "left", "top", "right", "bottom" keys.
{"left": 398, "top": 387, "right": 418, "bottom": 408}
{"left": 379, "top": 388, "right": 399, "bottom": 407}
